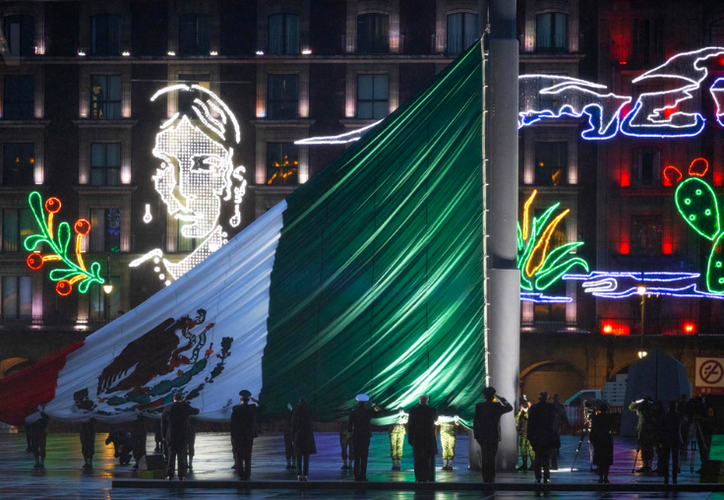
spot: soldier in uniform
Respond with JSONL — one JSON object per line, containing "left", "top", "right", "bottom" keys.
{"left": 408, "top": 394, "right": 438, "bottom": 483}
{"left": 473, "top": 387, "right": 513, "bottom": 483}
{"left": 230, "top": 389, "right": 259, "bottom": 480}
{"left": 388, "top": 408, "right": 407, "bottom": 470}
{"left": 80, "top": 417, "right": 96, "bottom": 469}
{"left": 339, "top": 421, "right": 353, "bottom": 470}
{"left": 437, "top": 415, "right": 460, "bottom": 470}
{"left": 153, "top": 419, "right": 163, "bottom": 453}
{"left": 516, "top": 395, "right": 533, "bottom": 471}
{"left": 28, "top": 413, "right": 49, "bottom": 469}
{"left": 347, "top": 393, "right": 381, "bottom": 481}
{"left": 162, "top": 392, "right": 200, "bottom": 480}
{"left": 528, "top": 391, "right": 560, "bottom": 484}
{"left": 131, "top": 416, "right": 147, "bottom": 470}
{"left": 105, "top": 428, "right": 133, "bottom": 465}
{"left": 284, "top": 403, "right": 295, "bottom": 470}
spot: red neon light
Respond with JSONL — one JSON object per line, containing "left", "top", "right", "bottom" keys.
{"left": 689, "top": 157, "right": 709, "bottom": 177}
{"left": 663, "top": 166, "right": 683, "bottom": 186}
{"left": 619, "top": 61, "right": 627, "bottom": 65}
{"left": 719, "top": 55, "right": 724, "bottom": 66}
{"left": 44, "top": 197, "right": 61, "bottom": 214}
{"left": 663, "top": 106, "right": 677, "bottom": 119}
{"left": 26, "top": 253, "right": 43, "bottom": 270}
{"left": 620, "top": 167, "right": 631, "bottom": 187}
{"left": 662, "top": 241, "right": 673, "bottom": 254}
{"left": 715, "top": 169, "right": 723, "bottom": 187}
{"left": 74, "top": 219, "right": 91, "bottom": 236}
{"left": 620, "top": 241, "right": 630, "bottom": 255}
{"left": 683, "top": 322, "right": 696, "bottom": 334}
{"left": 56, "top": 280, "right": 72, "bottom": 296}
{"left": 601, "top": 321, "right": 630, "bottom": 336}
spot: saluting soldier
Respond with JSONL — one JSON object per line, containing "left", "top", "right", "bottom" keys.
{"left": 230, "top": 389, "right": 259, "bottom": 481}
{"left": 347, "top": 394, "right": 381, "bottom": 481}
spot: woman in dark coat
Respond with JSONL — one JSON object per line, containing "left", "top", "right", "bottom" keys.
{"left": 291, "top": 398, "right": 316, "bottom": 481}
{"left": 590, "top": 402, "right": 614, "bottom": 483}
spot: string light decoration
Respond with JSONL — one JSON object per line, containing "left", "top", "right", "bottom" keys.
{"left": 130, "top": 84, "right": 246, "bottom": 283}
{"left": 23, "top": 191, "right": 104, "bottom": 296}
{"left": 564, "top": 272, "right": 724, "bottom": 299}
{"left": 517, "top": 190, "right": 589, "bottom": 302}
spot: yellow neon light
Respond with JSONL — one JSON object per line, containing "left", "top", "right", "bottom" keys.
{"left": 42, "top": 255, "right": 62, "bottom": 262}
{"left": 525, "top": 208, "right": 570, "bottom": 278}
{"left": 75, "top": 234, "right": 87, "bottom": 271}
{"left": 47, "top": 213, "right": 53, "bottom": 239}
{"left": 522, "top": 190, "right": 537, "bottom": 241}
{"left": 69, "top": 274, "right": 86, "bottom": 285}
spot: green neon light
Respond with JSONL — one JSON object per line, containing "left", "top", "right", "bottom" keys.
{"left": 674, "top": 177, "right": 720, "bottom": 241}
{"left": 24, "top": 191, "right": 104, "bottom": 295}
{"left": 517, "top": 192, "right": 589, "bottom": 293}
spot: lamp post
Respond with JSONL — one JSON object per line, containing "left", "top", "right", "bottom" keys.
{"left": 637, "top": 286, "right": 647, "bottom": 358}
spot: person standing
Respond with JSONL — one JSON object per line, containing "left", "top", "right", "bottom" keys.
{"left": 407, "top": 395, "right": 438, "bottom": 483}
{"left": 28, "top": 413, "right": 49, "bottom": 469}
{"left": 131, "top": 416, "right": 147, "bottom": 470}
{"left": 658, "top": 401, "right": 683, "bottom": 485}
{"left": 284, "top": 403, "right": 295, "bottom": 470}
{"left": 292, "top": 397, "right": 316, "bottom": 482}
{"left": 527, "top": 391, "right": 559, "bottom": 484}
{"left": 162, "top": 392, "right": 200, "bottom": 481}
{"left": 230, "top": 389, "right": 258, "bottom": 480}
{"left": 388, "top": 408, "right": 408, "bottom": 470}
{"left": 516, "top": 396, "right": 533, "bottom": 472}
{"left": 437, "top": 415, "right": 460, "bottom": 470}
{"left": 153, "top": 419, "right": 164, "bottom": 453}
{"left": 629, "top": 396, "right": 656, "bottom": 474}
{"left": 80, "top": 418, "right": 96, "bottom": 469}
{"left": 339, "top": 421, "right": 353, "bottom": 470}
{"left": 473, "top": 387, "right": 513, "bottom": 483}
{"left": 347, "top": 394, "right": 381, "bottom": 481}
{"left": 590, "top": 402, "right": 614, "bottom": 483}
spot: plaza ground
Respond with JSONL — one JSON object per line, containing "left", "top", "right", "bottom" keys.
{"left": 0, "top": 431, "right": 722, "bottom": 499}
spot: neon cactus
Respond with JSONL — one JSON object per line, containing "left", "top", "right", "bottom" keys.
{"left": 669, "top": 158, "right": 724, "bottom": 294}
{"left": 24, "top": 191, "right": 104, "bottom": 295}
{"left": 517, "top": 190, "right": 589, "bottom": 295}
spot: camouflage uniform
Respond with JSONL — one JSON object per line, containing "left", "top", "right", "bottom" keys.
{"left": 339, "top": 422, "right": 354, "bottom": 468}
{"left": 439, "top": 420, "right": 458, "bottom": 465}
{"left": 388, "top": 413, "right": 407, "bottom": 470}
{"left": 516, "top": 408, "right": 534, "bottom": 470}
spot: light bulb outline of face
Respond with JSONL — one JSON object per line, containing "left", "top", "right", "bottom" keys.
{"left": 153, "top": 116, "right": 231, "bottom": 239}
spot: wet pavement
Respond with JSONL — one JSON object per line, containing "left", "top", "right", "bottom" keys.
{"left": 0, "top": 431, "right": 722, "bottom": 499}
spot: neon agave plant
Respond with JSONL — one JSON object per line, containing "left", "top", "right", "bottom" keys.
{"left": 517, "top": 190, "right": 589, "bottom": 293}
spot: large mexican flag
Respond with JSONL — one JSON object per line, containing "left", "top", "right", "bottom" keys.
{"left": 0, "top": 42, "right": 485, "bottom": 425}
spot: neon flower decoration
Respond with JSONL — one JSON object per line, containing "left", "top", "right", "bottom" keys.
{"left": 517, "top": 190, "right": 589, "bottom": 303}
{"left": 23, "top": 191, "right": 104, "bottom": 296}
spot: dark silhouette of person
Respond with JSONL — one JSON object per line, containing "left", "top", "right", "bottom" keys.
{"left": 131, "top": 416, "right": 147, "bottom": 469}
{"left": 347, "top": 393, "right": 381, "bottom": 481}
{"left": 105, "top": 428, "right": 133, "bottom": 465}
{"left": 292, "top": 398, "right": 316, "bottom": 481}
{"left": 658, "top": 401, "right": 684, "bottom": 484}
{"left": 28, "top": 413, "right": 49, "bottom": 469}
{"left": 528, "top": 391, "right": 560, "bottom": 483}
{"left": 80, "top": 418, "right": 96, "bottom": 469}
{"left": 230, "top": 389, "right": 259, "bottom": 480}
{"left": 473, "top": 386, "right": 513, "bottom": 483}
{"left": 590, "top": 402, "right": 614, "bottom": 483}
{"left": 162, "top": 392, "right": 200, "bottom": 480}
{"left": 407, "top": 395, "right": 438, "bottom": 482}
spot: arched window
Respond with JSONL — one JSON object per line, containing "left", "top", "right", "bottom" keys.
{"left": 91, "top": 14, "right": 121, "bottom": 56}
{"left": 446, "top": 12, "right": 478, "bottom": 54}
{"left": 357, "top": 13, "right": 389, "bottom": 54}
{"left": 2, "top": 15, "right": 35, "bottom": 56}
{"left": 178, "top": 14, "right": 210, "bottom": 56}
{"left": 269, "top": 13, "right": 300, "bottom": 55}
{"left": 536, "top": 12, "right": 568, "bottom": 53}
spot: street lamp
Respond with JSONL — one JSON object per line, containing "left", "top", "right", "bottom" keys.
{"left": 637, "top": 286, "right": 647, "bottom": 358}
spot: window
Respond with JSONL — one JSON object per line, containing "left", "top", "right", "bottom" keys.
{"left": 631, "top": 215, "right": 662, "bottom": 255}
{"left": 534, "top": 142, "right": 567, "bottom": 186}
{"left": 2, "top": 208, "right": 33, "bottom": 252}
{"left": 357, "top": 13, "right": 389, "bottom": 54}
{"left": 266, "top": 142, "right": 299, "bottom": 186}
{"left": 178, "top": 219, "right": 199, "bottom": 252}
{"left": 91, "top": 14, "right": 121, "bottom": 56}
{"left": 90, "top": 143, "right": 121, "bottom": 186}
{"left": 534, "top": 281, "right": 566, "bottom": 322}
{"left": 91, "top": 75, "right": 122, "bottom": 120}
{"left": 446, "top": 13, "right": 479, "bottom": 54}
{"left": 632, "top": 19, "right": 664, "bottom": 67}
{"left": 357, "top": 74, "right": 388, "bottom": 119}
{"left": 89, "top": 276, "right": 120, "bottom": 320}
{"left": 536, "top": 12, "right": 568, "bottom": 52}
{"left": 3, "top": 143, "right": 34, "bottom": 186}
{"left": 178, "top": 14, "right": 210, "bottom": 56}
{"left": 90, "top": 208, "right": 121, "bottom": 252}
{"left": 1, "top": 276, "right": 32, "bottom": 319}
{"left": 3, "top": 75, "right": 34, "bottom": 120}
{"left": 269, "top": 13, "right": 300, "bottom": 55}
{"left": 177, "top": 73, "right": 210, "bottom": 114}
{"left": 267, "top": 74, "right": 299, "bottom": 119}
{"left": 2, "top": 15, "right": 35, "bottom": 56}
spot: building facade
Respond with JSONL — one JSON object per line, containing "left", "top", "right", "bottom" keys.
{"left": 0, "top": 0, "right": 721, "bottom": 401}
